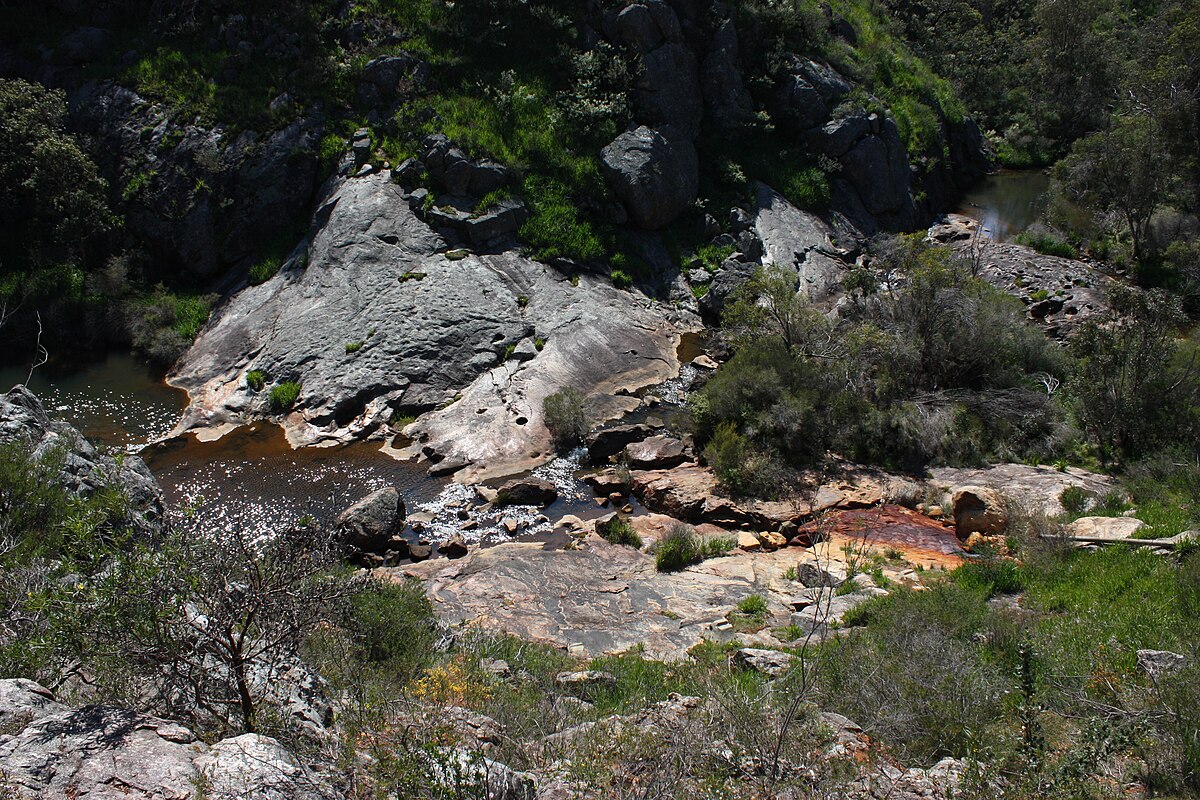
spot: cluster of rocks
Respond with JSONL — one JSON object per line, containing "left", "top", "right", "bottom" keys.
{"left": 0, "top": 679, "right": 335, "bottom": 800}
{"left": 380, "top": 132, "right": 531, "bottom": 249}
{"left": 332, "top": 474, "right": 566, "bottom": 566}
{"left": 589, "top": 0, "right": 988, "bottom": 234}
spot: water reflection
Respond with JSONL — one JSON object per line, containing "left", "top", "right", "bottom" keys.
{"left": 956, "top": 170, "right": 1051, "bottom": 242}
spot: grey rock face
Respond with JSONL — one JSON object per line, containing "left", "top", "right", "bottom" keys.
{"left": 623, "top": 435, "right": 690, "bottom": 470}
{"left": 0, "top": 679, "right": 66, "bottom": 729}
{"left": 751, "top": 182, "right": 852, "bottom": 302}
{"left": 334, "top": 487, "right": 406, "bottom": 556}
{"left": 587, "top": 423, "right": 657, "bottom": 463}
{"left": 637, "top": 43, "right": 704, "bottom": 139}
{"left": 498, "top": 477, "right": 559, "bottom": 507}
{"left": 733, "top": 647, "right": 797, "bottom": 677}
{"left": 601, "top": 126, "right": 699, "bottom": 229}
{"left": 0, "top": 701, "right": 202, "bottom": 799}
{"left": 0, "top": 386, "right": 164, "bottom": 536}
{"left": 771, "top": 57, "right": 850, "bottom": 133}
{"left": 0, "top": 680, "right": 334, "bottom": 800}
{"left": 69, "top": 82, "right": 322, "bottom": 279}
{"left": 357, "top": 53, "right": 430, "bottom": 111}
{"left": 702, "top": 19, "right": 753, "bottom": 128}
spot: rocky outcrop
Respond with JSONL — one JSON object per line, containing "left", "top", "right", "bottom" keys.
{"left": 399, "top": 531, "right": 795, "bottom": 659}
{"left": 497, "top": 477, "right": 559, "bottom": 507}
{"left": 0, "top": 386, "right": 164, "bottom": 535}
{"left": 195, "top": 734, "right": 333, "bottom": 800}
{"left": 1065, "top": 516, "right": 1146, "bottom": 541}
{"left": 600, "top": 126, "right": 699, "bottom": 229}
{"left": 623, "top": 435, "right": 690, "bottom": 469}
{"left": 928, "top": 463, "right": 1117, "bottom": 518}
{"left": 950, "top": 486, "right": 1008, "bottom": 538}
{"left": 631, "top": 464, "right": 799, "bottom": 529}
{"left": 0, "top": 679, "right": 332, "bottom": 800}
{"left": 929, "top": 215, "right": 1113, "bottom": 336}
{"left": 751, "top": 182, "right": 856, "bottom": 302}
{"left": 169, "top": 169, "right": 700, "bottom": 480}
{"left": 68, "top": 82, "right": 322, "bottom": 280}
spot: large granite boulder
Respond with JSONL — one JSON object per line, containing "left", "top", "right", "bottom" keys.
{"left": 334, "top": 487, "right": 406, "bottom": 556}
{"left": 195, "top": 733, "right": 333, "bottom": 800}
{"left": 170, "top": 169, "right": 699, "bottom": 481}
{"left": 600, "top": 126, "right": 699, "bottom": 229}
{"left": 950, "top": 486, "right": 1007, "bottom": 538}
{"left": 751, "top": 182, "right": 853, "bottom": 303}
{"left": 0, "top": 702, "right": 202, "bottom": 799}
{"left": 0, "top": 386, "right": 164, "bottom": 536}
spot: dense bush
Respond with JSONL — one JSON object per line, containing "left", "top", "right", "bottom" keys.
{"left": 542, "top": 386, "right": 587, "bottom": 450}
{"left": 695, "top": 241, "right": 1072, "bottom": 483}
{"left": 1013, "top": 229, "right": 1079, "bottom": 259}
{"left": 654, "top": 524, "right": 732, "bottom": 572}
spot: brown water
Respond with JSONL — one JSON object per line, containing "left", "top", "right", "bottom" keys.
{"left": 0, "top": 353, "right": 187, "bottom": 451}
{"left": 955, "top": 170, "right": 1051, "bottom": 242}
{"left": 4, "top": 339, "right": 703, "bottom": 543}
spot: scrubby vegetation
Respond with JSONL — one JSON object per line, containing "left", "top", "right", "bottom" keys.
{"left": 4, "top": 435, "right": 1200, "bottom": 796}
{"left": 542, "top": 386, "right": 587, "bottom": 451}
{"left": 694, "top": 238, "right": 1075, "bottom": 489}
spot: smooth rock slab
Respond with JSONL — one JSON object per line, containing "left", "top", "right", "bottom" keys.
{"left": 1065, "top": 516, "right": 1146, "bottom": 540}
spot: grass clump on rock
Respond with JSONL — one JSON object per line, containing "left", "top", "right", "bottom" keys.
{"left": 245, "top": 370, "right": 267, "bottom": 392}
{"left": 269, "top": 381, "right": 302, "bottom": 410}
{"left": 655, "top": 524, "right": 733, "bottom": 572}
{"left": 598, "top": 516, "right": 643, "bottom": 549}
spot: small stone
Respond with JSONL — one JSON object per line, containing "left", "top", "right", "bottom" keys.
{"left": 737, "top": 531, "right": 761, "bottom": 551}
{"left": 621, "top": 504, "right": 634, "bottom": 514}
{"left": 733, "top": 648, "right": 796, "bottom": 677}
{"left": 555, "top": 670, "right": 617, "bottom": 688}
{"left": 502, "top": 518, "right": 518, "bottom": 534}
{"left": 438, "top": 535, "right": 468, "bottom": 559}
{"left": 409, "top": 543, "right": 433, "bottom": 562}
{"left": 758, "top": 531, "right": 787, "bottom": 551}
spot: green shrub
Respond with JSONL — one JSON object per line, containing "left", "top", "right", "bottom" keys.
{"left": 349, "top": 580, "right": 438, "bottom": 679}
{"left": 1059, "top": 485, "right": 1094, "bottom": 516}
{"left": 269, "top": 381, "right": 302, "bottom": 410}
{"left": 599, "top": 517, "right": 643, "bottom": 549}
{"left": 655, "top": 524, "right": 703, "bottom": 572}
{"left": 952, "top": 558, "right": 1027, "bottom": 597}
{"left": 1014, "top": 230, "right": 1079, "bottom": 259}
{"left": 610, "top": 269, "right": 632, "bottom": 289}
{"left": 780, "top": 165, "right": 831, "bottom": 211}
{"left": 736, "top": 594, "right": 769, "bottom": 618}
{"left": 245, "top": 370, "right": 267, "bottom": 392}
{"left": 542, "top": 387, "right": 587, "bottom": 450}
{"left": 249, "top": 255, "right": 282, "bottom": 285}
{"left": 345, "top": 341, "right": 363, "bottom": 354}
